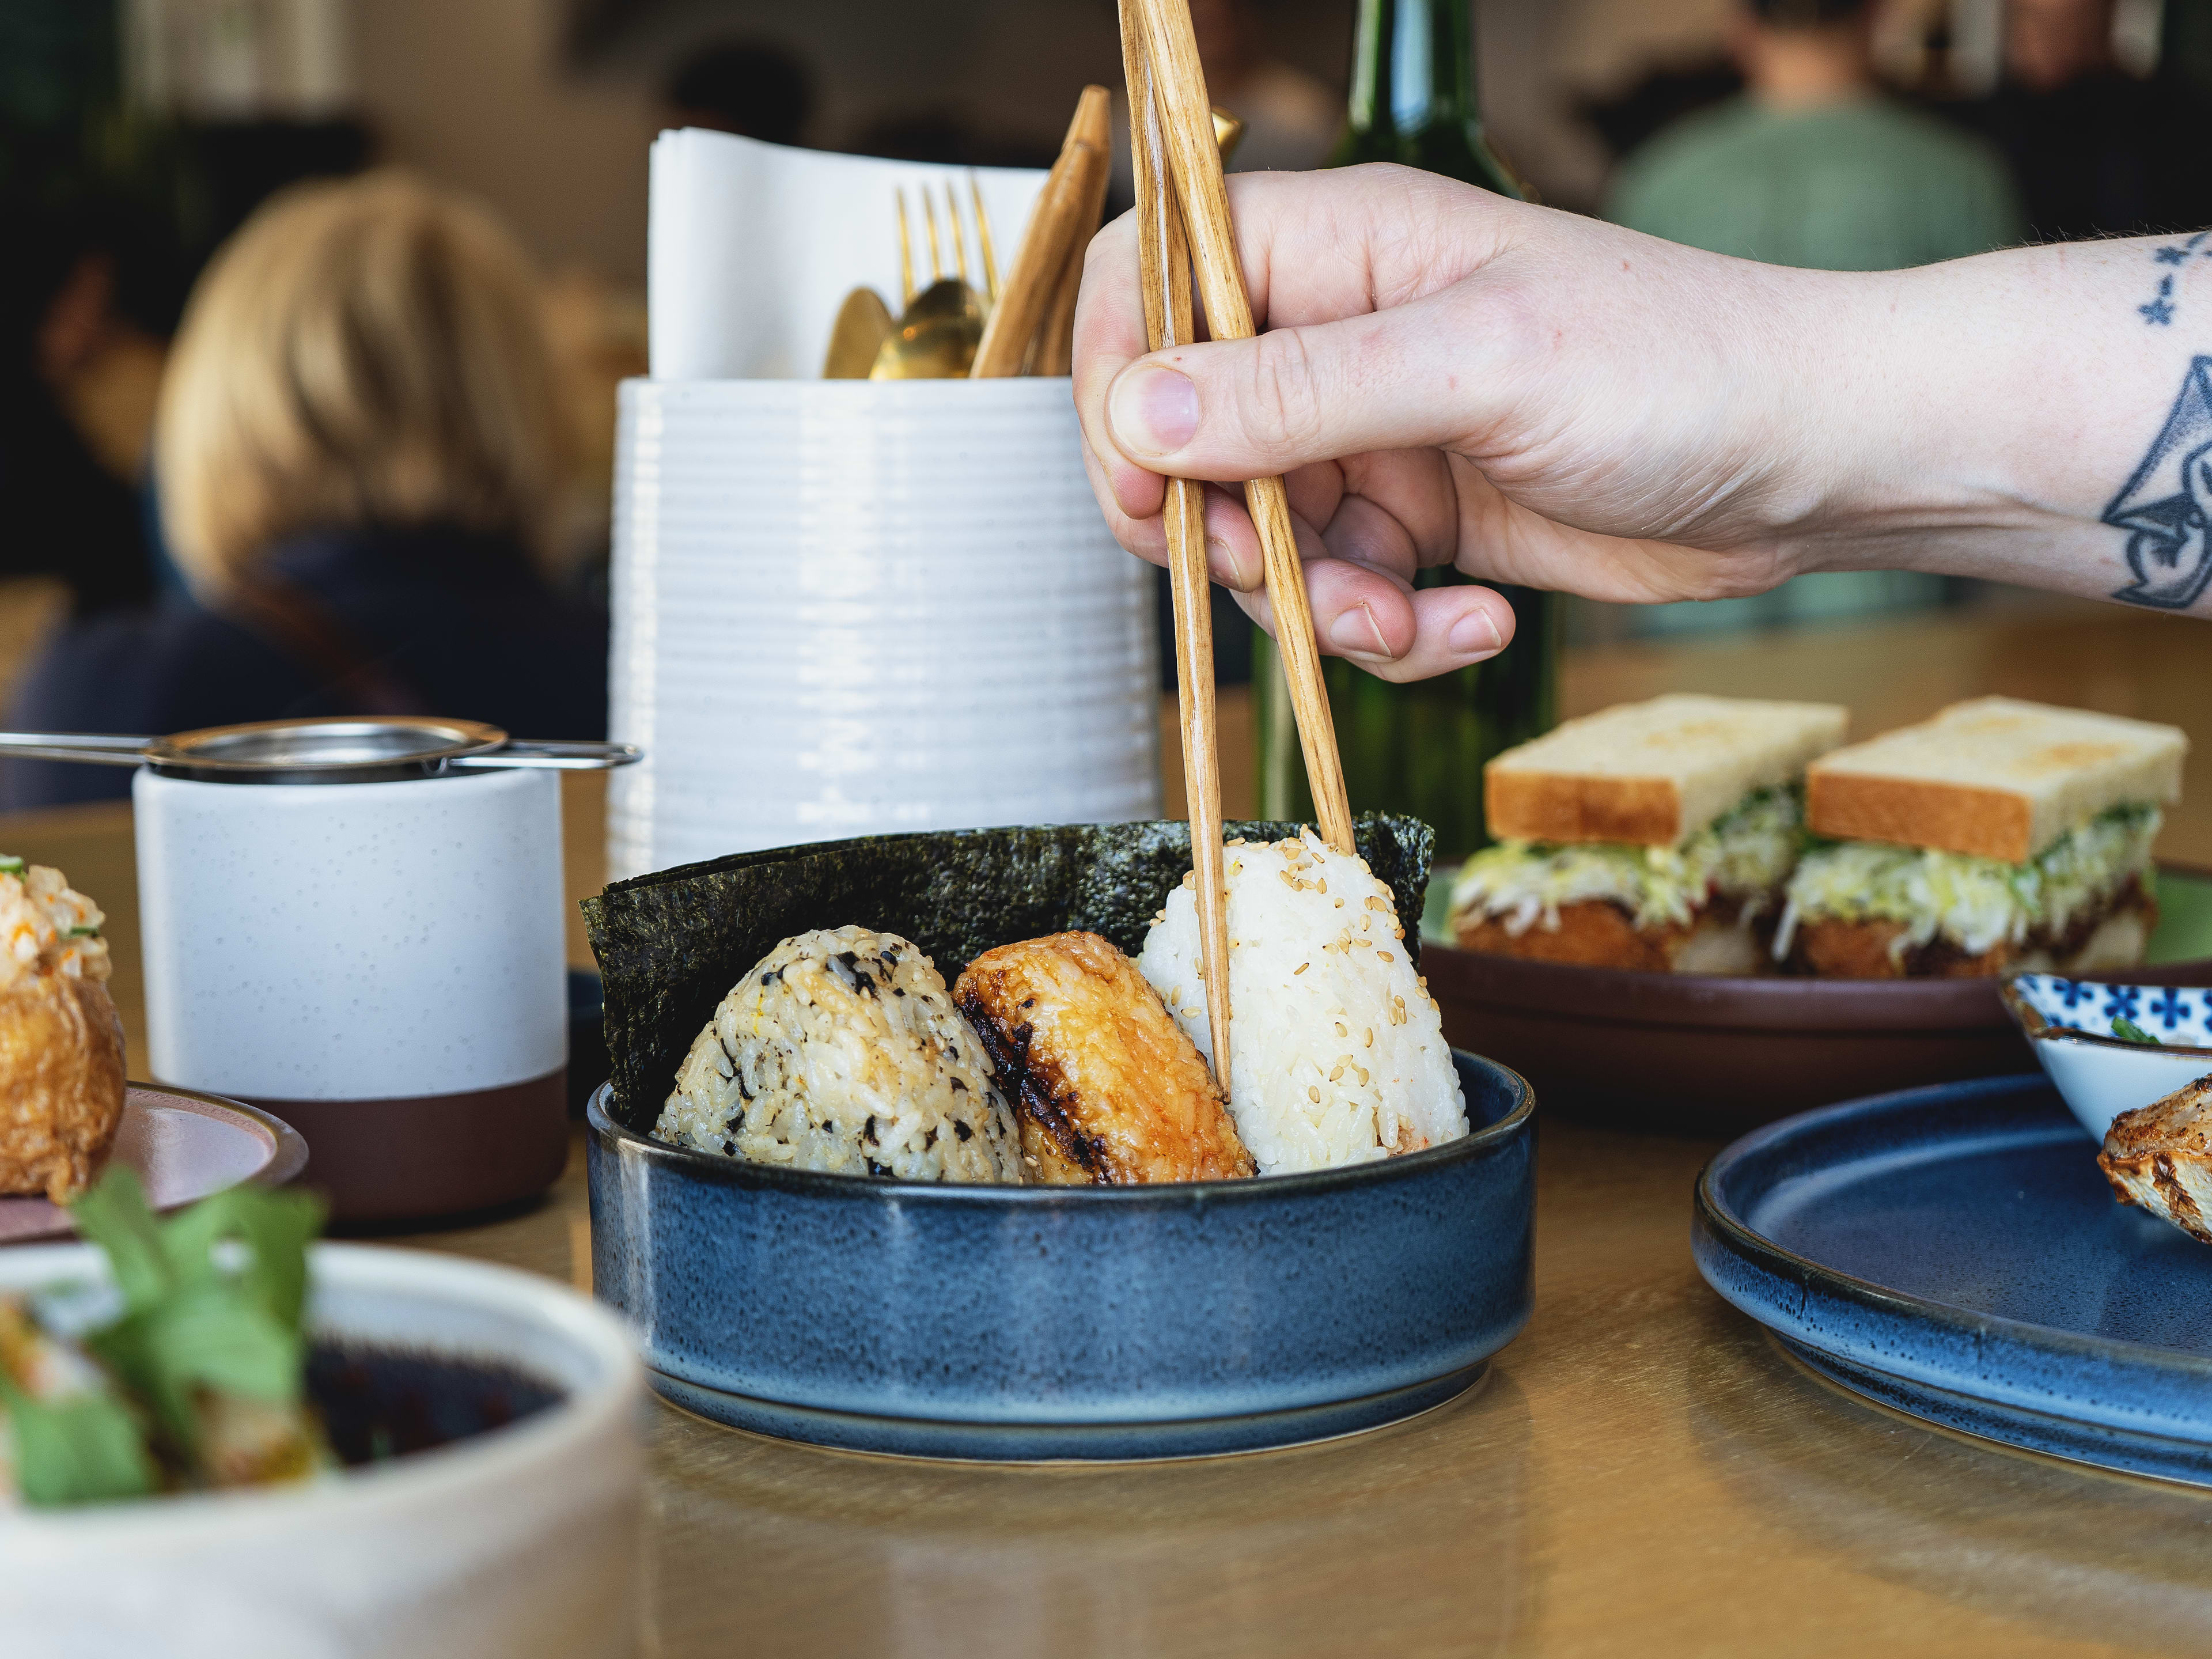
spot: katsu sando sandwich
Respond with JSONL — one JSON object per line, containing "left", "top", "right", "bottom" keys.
{"left": 1778, "top": 697, "right": 2186, "bottom": 978}
{"left": 1449, "top": 694, "right": 1848, "bottom": 974}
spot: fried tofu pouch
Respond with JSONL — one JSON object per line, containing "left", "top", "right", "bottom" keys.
{"left": 955, "top": 931, "right": 1253, "bottom": 1184}
{"left": 0, "top": 859, "right": 125, "bottom": 1203}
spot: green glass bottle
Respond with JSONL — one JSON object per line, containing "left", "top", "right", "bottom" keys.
{"left": 1255, "top": 0, "right": 1558, "bottom": 861}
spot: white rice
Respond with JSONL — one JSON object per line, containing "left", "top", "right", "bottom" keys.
{"left": 1137, "top": 831, "right": 1468, "bottom": 1176}
{"left": 656, "top": 926, "right": 1022, "bottom": 1183}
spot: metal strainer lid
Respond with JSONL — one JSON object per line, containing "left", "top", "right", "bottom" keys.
{"left": 0, "top": 717, "right": 639, "bottom": 785}
{"left": 145, "top": 718, "right": 512, "bottom": 783}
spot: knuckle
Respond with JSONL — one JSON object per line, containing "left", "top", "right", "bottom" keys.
{"left": 1239, "top": 328, "right": 1328, "bottom": 454}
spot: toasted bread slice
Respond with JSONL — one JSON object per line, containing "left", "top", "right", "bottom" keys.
{"left": 1484, "top": 694, "right": 1847, "bottom": 849}
{"left": 1806, "top": 698, "right": 2186, "bottom": 863}
{"left": 2100, "top": 1073, "right": 2212, "bottom": 1244}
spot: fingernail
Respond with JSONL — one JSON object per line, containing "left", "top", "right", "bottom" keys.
{"left": 1449, "top": 607, "right": 1505, "bottom": 658}
{"left": 1207, "top": 536, "right": 1257, "bottom": 590}
{"left": 1108, "top": 364, "right": 1200, "bottom": 456}
{"left": 1328, "top": 603, "right": 1393, "bottom": 660}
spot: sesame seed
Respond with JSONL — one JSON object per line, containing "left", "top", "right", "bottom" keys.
{"left": 1308, "top": 1086, "right": 1321, "bottom": 1103}
{"left": 1335, "top": 1021, "right": 1347, "bottom": 1036}
{"left": 1317, "top": 878, "right": 1328, "bottom": 893}
{"left": 1330, "top": 1063, "right": 1345, "bottom": 1081}
{"left": 1366, "top": 896, "right": 1388, "bottom": 911}
{"left": 1378, "top": 952, "right": 1394, "bottom": 963}
{"left": 1294, "top": 963, "right": 1309, "bottom": 975}
{"left": 1363, "top": 1028, "right": 1373, "bottom": 1047}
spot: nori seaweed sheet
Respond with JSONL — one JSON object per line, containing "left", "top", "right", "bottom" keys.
{"left": 585, "top": 816, "right": 1435, "bottom": 1130}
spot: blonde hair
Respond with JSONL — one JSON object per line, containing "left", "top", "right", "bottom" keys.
{"left": 156, "top": 170, "right": 562, "bottom": 593}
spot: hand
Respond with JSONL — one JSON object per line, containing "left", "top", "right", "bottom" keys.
{"left": 1073, "top": 165, "right": 1848, "bottom": 681}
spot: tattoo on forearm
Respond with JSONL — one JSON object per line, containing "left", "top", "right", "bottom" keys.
{"left": 2105, "top": 355, "right": 2212, "bottom": 608}
{"left": 2139, "top": 233, "right": 2210, "bottom": 326}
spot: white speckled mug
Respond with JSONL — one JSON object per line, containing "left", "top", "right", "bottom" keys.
{"left": 132, "top": 722, "right": 576, "bottom": 1222}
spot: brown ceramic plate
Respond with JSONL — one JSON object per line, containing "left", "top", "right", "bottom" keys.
{"left": 1422, "top": 865, "right": 2212, "bottom": 1137}
{"left": 0, "top": 1084, "right": 309, "bottom": 1243}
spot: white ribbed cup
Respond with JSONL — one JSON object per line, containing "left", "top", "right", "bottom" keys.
{"left": 608, "top": 377, "right": 1161, "bottom": 879}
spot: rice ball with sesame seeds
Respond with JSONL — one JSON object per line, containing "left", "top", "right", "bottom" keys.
{"left": 655, "top": 926, "right": 1022, "bottom": 1183}
{"left": 1137, "top": 830, "right": 1468, "bottom": 1175}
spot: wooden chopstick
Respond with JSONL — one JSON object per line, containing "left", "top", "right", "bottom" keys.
{"left": 972, "top": 86, "right": 1111, "bottom": 378}
{"left": 1030, "top": 92, "right": 1113, "bottom": 378}
{"left": 1035, "top": 102, "right": 1236, "bottom": 378}
{"left": 1127, "top": 0, "right": 1357, "bottom": 857}
{"left": 1118, "top": 0, "right": 1232, "bottom": 1098}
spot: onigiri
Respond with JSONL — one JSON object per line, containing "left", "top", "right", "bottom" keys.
{"left": 1137, "top": 830, "right": 1468, "bottom": 1175}
{"left": 656, "top": 925, "right": 1021, "bottom": 1183}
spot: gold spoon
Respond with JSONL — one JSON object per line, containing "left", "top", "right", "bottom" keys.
{"left": 823, "top": 287, "right": 896, "bottom": 378}
{"left": 870, "top": 185, "right": 988, "bottom": 380}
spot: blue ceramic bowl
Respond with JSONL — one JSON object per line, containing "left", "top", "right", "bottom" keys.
{"left": 586, "top": 1050, "right": 1533, "bottom": 1461}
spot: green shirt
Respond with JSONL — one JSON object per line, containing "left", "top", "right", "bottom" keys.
{"left": 1605, "top": 96, "right": 2023, "bottom": 271}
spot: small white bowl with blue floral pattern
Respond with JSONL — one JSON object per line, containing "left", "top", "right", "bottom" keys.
{"left": 2001, "top": 974, "right": 2212, "bottom": 1141}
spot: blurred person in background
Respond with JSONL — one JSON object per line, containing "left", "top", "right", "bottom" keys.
{"left": 1607, "top": 0, "right": 2021, "bottom": 270}
{"left": 0, "top": 197, "right": 160, "bottom": 617}
{"left": 663, "top": 39, "right": 815, "bottom": 146}
{"left": 1968, "top": 0, "right": 2198, "bottom": 240}
{"left": 2, "top": 171, "right": 607, "bottom": 809}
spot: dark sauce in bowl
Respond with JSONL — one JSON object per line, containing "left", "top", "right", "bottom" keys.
{"left": 307, "top": 1344, "right": 565, "bottom": 1467}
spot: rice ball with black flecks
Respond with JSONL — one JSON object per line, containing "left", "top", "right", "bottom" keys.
{"left": 656, "top": 926, "right": 1021, "bottom": 1183}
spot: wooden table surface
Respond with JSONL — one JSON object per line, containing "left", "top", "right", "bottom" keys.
{"left": 17, "top": 600, "right": 2212, "bottom": 1657}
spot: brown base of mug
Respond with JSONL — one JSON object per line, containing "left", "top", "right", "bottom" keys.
{"left": 235, "top": 1069, "right": 569, "bottom": 1226}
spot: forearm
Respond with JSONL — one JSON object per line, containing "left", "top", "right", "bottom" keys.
{"left": 1804, "top": 235, "right": 2212, "bottom": 613}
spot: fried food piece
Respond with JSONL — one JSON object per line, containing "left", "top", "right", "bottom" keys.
{"left": 955, "top": 931, "right": 1252, "bottom": 1184}
{"left": 2100, "top": 1075, "right": 2212, "bottom": 1244}
{"left": 1453, "top": 897, "right": 1766, "bottom": 975}
{"left": 1788, "top": 885, "right": 2156, "bottom": 980}
{"left": 0, "top": 975, "right": 127, "bottom": 1203}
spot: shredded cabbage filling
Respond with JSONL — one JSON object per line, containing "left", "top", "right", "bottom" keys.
{"left": 1449, "top": 787, "right": 1802, "bottom": 937}
{"left": 1773, "top": 804, "right": 2161, "bottom": 962}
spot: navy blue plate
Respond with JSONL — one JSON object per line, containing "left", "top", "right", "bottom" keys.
{"left": 588, "top": 1050, "right": 1533, "bottom": 1461}
{"left": 1695, "top": 1073, "right": 2212, "bottom": 1486}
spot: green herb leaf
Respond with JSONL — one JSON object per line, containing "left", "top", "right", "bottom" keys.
{"left": 82, "top": 1309, "right": 197, "bottom": 1451}
{"left": 161, "top": 1184, "right": 325, "bottom": 1330}
{"left": 67, "top": 1169, "right": 172, "bottom": 1314}
{"left": 145, "top": 1288, "right": 302, "bottom": 1403}
{"left": 2113, "top": 1017, "right": 2164, "bottom": 1047}
{"left": 0, "top": 1372, "right": 156, "bottom": 1506}
{"left": 63, "top": 924, "right": 99, "bottom": 938}
{"left": 0, "top": 855, "right": 24, "bottom": 874}
{"left": 84, "top": 1287, "right": 304, "bottom": 1461}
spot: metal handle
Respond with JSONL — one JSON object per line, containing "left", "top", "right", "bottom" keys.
{"left": 0, "top": 732, "right": 154, "bottom": 767}
{"left": 446, "top": 740, "right": 643, "bottom": 772}
{"left": 0, "top": 728, "right": 642, "bottom": 775}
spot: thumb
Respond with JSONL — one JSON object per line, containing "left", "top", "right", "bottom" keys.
{"left": 1100, "top": 287, "right": 1497, "bottom": 482}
